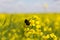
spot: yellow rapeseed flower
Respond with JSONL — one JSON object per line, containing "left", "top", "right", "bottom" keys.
{"left": 56, "top": 16, "right": 60, "bottom": 21}
{"left": 10, "top": 36, "right": 15, "bottom": 40}
{"left": 33, "top": 15, "right": 39, "bottom": 19}
{"left": 35, "top": 21, "right": 40, "bottom": 25}
{"left": 26, "top": 38, "right": 31, "bottom": 40}
{"left": 36, "top": 29, "right": 41, "bottom": 32}
{"left": 42, "top": 35, "right": 47, "bottom": 40}
{"left": 30, "top": 23, "right": 35, "bottom": 26}
{"left": 50, "top": 33, "right": 54, "bottom": 38}
{"left": 30, "top": 20, "right": 35, "bottom": 25}
{"left": 48, "top": 27, "right": 52, "bottom": 32}
{"left": 44, "top": 18, "right": 50, "bottom": 24}
{"left": 28, "top": 31, "right": 32, "bottom": 34}
{"left": 42, "top": 35, "right": 49, "bottom": 39}
{"left": 26, "top": 28, "right": 30, "bottom": 31}
{"left": 36, "top": 25, "right": 41, "bottom": 29}
{"left": 39, "top": 32, "right": 43, "bottom": 36}
{"left": 54, "top": 22, "right": 59, "bottom": 26}
{"left": 24, "top": 32, "right": 30, "bottom": 37}
{"left": 29, "top": 29, "right": 35, "bottom": 34}
{"left": 46, "top": 34, "right": 50, "bottom": 38}
{"left": 44, "top": 27, "right": 48, "bottom": 31}
{"left": 29, "top": 19, "right": 32, "bottom": 22}
{"left": 0, "top": 14, "right": 6, "bottom": 19}
{"left": 32, "top": 24, "right": 35, "bottom": 26}
{"left": 41, "top": 23, "right": 45, "bottom": 27}
{"left": 54, "top": 22, "right": 59, "bottom": 30}
{"left": 50, "top": 33, "right": 56, "bottom": 38}
{"left": 53, "top": 36, "right": 57, "bottom": 40}
{"left": 11, "top": 29, "right": 16, "bottom": 33}
{"left": 33, "top": 15, "right": 40, "bottom": 21}
{"left": 54, "top": 38, "right": 57, "bottom": 40}
{"left": 42, "top": 34, "right": 50, "bottom": 40}
{"left": 0, "top": 14, "right": 7, "bottom": 27}
{"left": 36, "top": 29, "right": 41, "bottom": 35}
{"left": 24, "top": 28, "right": 29, "bottom": 32}
{"left": 55, "top": 26, "right": 59, "bottom": 30}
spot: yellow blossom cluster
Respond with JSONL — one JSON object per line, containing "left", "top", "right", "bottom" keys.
{"left": 0, "top": 14, "right": 60, "bottom": 40}
{"left": 24, "top": 15, "right": 60, "bottom": 40}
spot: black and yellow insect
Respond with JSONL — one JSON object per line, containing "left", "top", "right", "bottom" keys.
{"left": 24, "top": 19, "right": 30, "bottom": 26}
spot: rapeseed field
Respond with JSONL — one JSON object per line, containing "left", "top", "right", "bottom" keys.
{"left": 0, "top": 14, "right": 60, "bottom": 40}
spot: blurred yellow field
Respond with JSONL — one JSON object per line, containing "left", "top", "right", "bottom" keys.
{"left": 0, "top": 14, "right": 60, "bottom": 40}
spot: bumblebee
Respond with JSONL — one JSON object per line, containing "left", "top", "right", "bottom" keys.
{"left": 24, "top": 19, "right": 30, "bottom": 26}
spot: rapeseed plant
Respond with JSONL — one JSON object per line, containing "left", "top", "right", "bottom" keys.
{"left": 0, "top": 14, "right": 60, "bottom": 40}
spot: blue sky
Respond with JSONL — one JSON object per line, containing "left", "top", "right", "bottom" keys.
{"left": 0, "top": 0, "right": 60, "bottom": 13}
